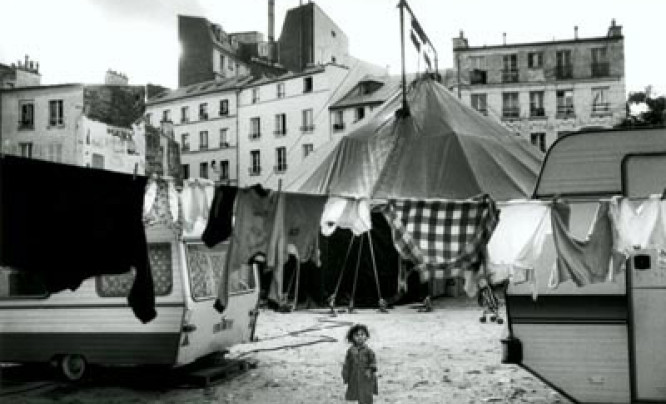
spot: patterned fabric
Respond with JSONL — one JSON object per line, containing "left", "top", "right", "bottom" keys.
{"left": 143, "top": 178, "right": 181, "bottom": 233}
{"left": 97, "top": 243, "right": 172, "bottom": 297}
{"left": 382, "top": 195, "right": 499, "bottom": 272}
{"left": 187, "top": 245, "right": 224, "bottom": 300}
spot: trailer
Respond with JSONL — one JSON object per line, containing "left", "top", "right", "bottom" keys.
{"left": 504, "top": 127, "right": 666, "bottom": 403}
{"left": 0, "top": 218, "right": 259, "bottom": 381}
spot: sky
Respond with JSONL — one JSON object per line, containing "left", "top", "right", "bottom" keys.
{"left": 1, "top": 0, "right": 664, "bottom": 96}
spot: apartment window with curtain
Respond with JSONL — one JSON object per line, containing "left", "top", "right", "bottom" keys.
{"left": 592, "top": 87, "right": 610, "bottom": 114}
{"left": 556, "top": 89, "right": 575, "bottom": 117}
{"left": 250, "top": 150, "right": 261, "bottom": 175}
{"left": 530, "top": 133, "right": 546, "bottom": 152}
{"left": 502, "top": 54, "right": 518, "bottom": 83}
{"left": 199, "top": 131, "right": 209, "bottom": 150}
{"left": 528, "top": 52, "right": 543, "bottom": 69}
{"left": 220, "top": 128, "right": 229, "bottom": 147}
{"left": 219, "top": 99, "right": 229, "bottom": 116}
{"left": 529, "top": 91, "right": 545, "bottom": 117}
{"left": 250, "top": 117, "right": 261, "bottom": 139}
{"left": 252, "top": 88, "right": 260, "bottom": 104}
{"left": 301, "top": 109, "right": 314, "bottom": 132}
{"left": 502, "top": 92, "right": 520, "bottom": 118}
{"left": 303, "top": 143, "right": 314, "bottom": 159}
{"left": 471, "top": 94, "right": 487, "bottom": 115}
{"left": 275, "top": 147, "right": 287, "bottom": 173}
{"left": 556, "top": 50, "right": 573, "bottom": 79}
{"left": 200, "top": 162, "right": 209, "bottom": 179}
{"left": 181, "top": 133, "right": 190, "bottom": 151}
{"left": 274, "top": 113, "right": 287, "bottom": 136}
{"left": 333, "top": 110, "right": 344, "bottom": 131}
{"left": 181, "top": 106, "right": 189, "bottom": 123}
{"left": 591, "top": 48, "right": 609, "bottom": 77}
{"left": 48, "top": 100, "right": 64, "bottom": 126}
{"left": 277, "top": 83, "right": 285, "bottom": 98}
{"left": 199, "top": 103, "right": 208, "bottom": 120}
{"left": 19, "top": 100, "right": 34, "bottom": 129}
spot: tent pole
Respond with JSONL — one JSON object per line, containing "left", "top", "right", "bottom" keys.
{"left": 328, "top": 234, "right": 356, "bottom": 316}
{"left": 398, "top": 0, "right": 409, "bottom": 116}
{"left": 366, "top": 230, "right": 388, "bottom": 313}
{"left": 292, "top": 259, "right": 301, "bottom": 311}
{"left": 348, "top": 233, "right": 364, "bottom": 314}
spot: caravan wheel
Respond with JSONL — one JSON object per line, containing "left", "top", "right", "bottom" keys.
{"left": 58, "top": 354, "right": 87, "bottom": 382}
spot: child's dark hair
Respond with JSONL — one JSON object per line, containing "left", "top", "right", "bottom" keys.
{"left": 346, "top": 323, "right": 370, "bottom": 343}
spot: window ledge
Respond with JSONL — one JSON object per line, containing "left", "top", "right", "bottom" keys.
{"left": 528, "top": 115, "right": 547, "bottom": 120}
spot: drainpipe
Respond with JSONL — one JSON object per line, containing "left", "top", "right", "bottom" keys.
{"left": 235, "top": 88, "right": 240, "bottom": 187}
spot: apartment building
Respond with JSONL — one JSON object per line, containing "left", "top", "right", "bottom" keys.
{"left": 145, "top": 76, "right": 251, "bottom": 184}
{"left": 452, "top": 20, "right": 626, "bottom": 151}
{"left": 0, "top": 83, "right": 146, "bottom": 174}
{"left": 0, "top": 56, "right": 41, "bottom": 89}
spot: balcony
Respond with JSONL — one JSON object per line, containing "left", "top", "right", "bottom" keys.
{"left": 502, "top": 107, "right": 520, "bottom": 119}
{"left": 273, "top": 164, "right": 287, "bottom": 174}
{"left": 18, "top": 121, "right": 34, "bottom": 130}
{"left": 591, "top": 62, "right": 610, "bottom": 78}
{"left": 556, "top": 105, "right": 575, "bottom": 118}
{"left": 248, "top": 166, "right": 262, "bottom": 176}
{"left": 470, "top": 69, "right": 487, "bottom": 85}
{"left": 199, "top": 113, "right": 208, "bottom": 121}
{"left": 501, "top": 69, "right": 519, "bottom": 83}
{"left": 220, "top": 142, "right": 230, "bottom": 149}
{"left": 274, "top": 129, "right": 287, "bottom": 137}
{"left": 333, "top": 123, "right": 345, "bottom": 132}
{"left": 248, "top": 132, "right": 261, "bottom": 141}
{"left": 530, "top": 107, "right": 546, "bottom": 118}
{"left": 300, "top": 124, "right": 315, "bottom": 133}
{"left": 555, "top": 65, "right": 573, "bottom": 80}
{"left": 592, "top": 102, "right": 611, "bottom": 114}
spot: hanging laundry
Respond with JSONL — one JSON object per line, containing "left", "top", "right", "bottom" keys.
{"left": 549, "top": 200, "right": 622, "bottom": 288}
{"left": 0, "top": 155, "right": 156, "bottom": 323}
{"left": 216, "top": 186, "right": 277, "bottom": 311}
{"left": 143, "top": 178, "right": 181, "bottom": 233}
{"left": 609, "top": 195, "right": 665, "bottom": 254}
{"left": 382, "top": 195, "right": 499, "bottom": 296}
{"left": 202, "top": 185, "right": 238, "bottom": 247}
{"left": 320, "top": 197, "right": 372, "bottom": 236}
{"left": 487, "top": 201, "right": 551, "bottom": 285}
{"left": 266, "top": 192, "right": 327, "bottom": 303}
{"left": 180, "top": 179, "right": 215, "bottom": 233}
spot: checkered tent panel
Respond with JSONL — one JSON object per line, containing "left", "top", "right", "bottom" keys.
{"left": 97, "top": 242, "right": 173, "bottom": 297}
{"left": 382, "top": 195, "right": 499, "bottom": 271}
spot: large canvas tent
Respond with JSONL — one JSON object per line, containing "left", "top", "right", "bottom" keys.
{"left": 286, "top": 76, "right": 543, "bottom": 200}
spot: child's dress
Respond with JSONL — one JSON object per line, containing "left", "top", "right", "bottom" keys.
{"left": 342, "top": 344, "right": 378, "bottom": 404}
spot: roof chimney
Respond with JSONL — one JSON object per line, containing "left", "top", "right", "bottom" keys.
{"left": 607, "top": 18, "right": 622, "bottom": 37}
{"left": 574, "top": 26, "right": 578, "bottom": 39}
{"left": 503, "top": 32, "right": 506, "bottom": 45}
{"left": 268, "top": 0, "right": 275, "bottom": 42}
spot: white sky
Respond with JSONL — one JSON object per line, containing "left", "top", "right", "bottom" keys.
{"left": 1, "top": 0, "right": 664, "bottom": 96}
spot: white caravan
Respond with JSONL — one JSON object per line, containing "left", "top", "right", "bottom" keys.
{"left": 0, "top": 220, "right": 259, "bottom": 381}
{"left": 504, "top": 127, "right": 666, "bottom": 403}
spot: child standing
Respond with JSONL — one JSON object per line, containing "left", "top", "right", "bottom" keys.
{"left": 342, "top": 323, "right": 378, "bottom": 404}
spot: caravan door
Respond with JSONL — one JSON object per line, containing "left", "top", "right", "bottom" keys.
{"left": 176, "top": 241, "right": 259, "bottom": 366}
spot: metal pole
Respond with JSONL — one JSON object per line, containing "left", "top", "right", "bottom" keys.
{"left": 398, "top": 0, "right": 408, "bottom": 114}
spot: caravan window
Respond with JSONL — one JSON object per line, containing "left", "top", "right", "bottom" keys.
{"left": 186, "top": 242, "right": 256, "bottom": 300}
{"left": 96, "top": 243, "right": 173, "bottom": 297}
{"left": 0, "top": 266, "right": 48, "bottom": 299}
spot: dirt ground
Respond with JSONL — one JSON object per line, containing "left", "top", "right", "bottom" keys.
{"left": 3, "top": 296, "right": 568, "bottom": 404}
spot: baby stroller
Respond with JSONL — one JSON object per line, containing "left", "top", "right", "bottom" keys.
{"left": 477, "top": 276, "right": 507, "bottom": 324}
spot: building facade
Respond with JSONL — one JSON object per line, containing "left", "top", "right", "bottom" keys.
{"left": 0, "top": 84, "right": 146, "bottom": 174}
{"left": 452, "top": 20, "right": 626, "bottom": 151}
{"left": 0, "top": 56, "right": 41, "bottom": 89}
{"left": 145, "top": 76, "right": 252, "bottom": 185}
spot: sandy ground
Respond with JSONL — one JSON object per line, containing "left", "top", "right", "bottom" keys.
{"left": 3, "top": 297, "right": 568, "bottom": 404}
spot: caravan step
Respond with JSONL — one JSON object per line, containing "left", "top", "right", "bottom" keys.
{"left": 183, "top": 358, "right": 258, "bottom": 387}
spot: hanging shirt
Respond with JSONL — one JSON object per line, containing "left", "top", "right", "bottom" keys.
{"left": 381, "top": 195, "right": 499, "bottom": 288}
{"left": 143, "top": 178, "right": 181, "bottom": 233}
{"left": 487, "top": 201, "right": 551, "bottom": 284}
{"left": 549, "top": 200, "right": 621, "bottom": 288}
{"left": 0, "top": 155, "right": 155, "bottom": 323}
{"left": 202, "top": 185, "right": 238, "bottom": 247}
{"left": 320, "top": 197, "right": 372, "bottom": 236}
{"left": 217, "top": 186, "right": 277, "bottom": 311}
{"left": 609, "top": 195, "right": 664, "bottom": 254}
{"left": 180, "top": 179, "right": 215, "bottom": 233}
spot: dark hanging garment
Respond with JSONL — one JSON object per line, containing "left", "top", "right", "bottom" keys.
{"left": 0, "top": 155, "right": 156, "bottom": 323}
{"left": 202, "top": 185, "right": 238, "bottom": 248}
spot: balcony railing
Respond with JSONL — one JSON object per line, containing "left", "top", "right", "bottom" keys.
{"left": 300, "top": 124, "right": 315, "bottom": 133}
{"left": 333, "top": 123, "right": 345, "bottom": 131}
{"left": 555, "top": 65, "right": 573, "bottom": 80}
{"left": 273, "top": 164, "right": 287, "bottom": 174}
{"left": 502, "top": 107, "right": 520, "bottom": 119}
{"left": 592, "top": 102, "right": 610, "bottom": 114}
{"left": 501, "top": 69, "right": 519, "bottom": 83}
{"left": 18, "top": 121, "right": 34, "bottom": 130}
{"left": 199, "top": 113, "right": 208, "bottom": 121}
{"left": 248, "top": 167, "right": 262, "bottom": 176}
{"left": 274, "top": 129, "right": 287, "bottom": 137}
{"left": 249, "top": 132, "right": 261, "bottom": 141}
{"left": 530, "top": 107, "right": 545, "bottom": 118}
{"left": 556, "top": 105, "right": 575, "bottom": 118}
{"left": 591, "top": 62, "right": 610, "bottom": 77}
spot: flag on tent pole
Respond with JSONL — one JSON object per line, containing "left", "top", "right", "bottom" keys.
{"left": 410, "top": 29, "right": 422, "bottom": 52}
{"left": 411, "top": 17, "right": 428, "bottom": 44}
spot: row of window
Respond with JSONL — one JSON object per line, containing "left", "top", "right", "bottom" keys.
{"left": 182, "top": 159, "right": 230, "bottom": 181}
{"left": 17, "top": 99, "right": 64, "bottom": 129}
{"left": 470, "top": 87, "right": 611, "bottom": 119}
{"left": 249, "top": 109, "right": 315, "bottom": 140}
{"left": 181, "top": 128, "right": 230, "bottom": 152}
{"left": 469, "top": 47, "right": 610, "bottom": 84}
{"left": 250, "top": 77, "right": 314, "bottom": 104}
{"left": 331, "top": 108, "right": 365, "bottom": 132}
{"left": 154, "top": 99, "right": 230, "bottom": 125}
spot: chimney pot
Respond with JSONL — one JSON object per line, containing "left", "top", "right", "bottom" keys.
{"left": 574, "top": 26, "right": 578, "bottom": 39}
{"left": 503, "top": 32, "right": 506, "bottom": 45}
